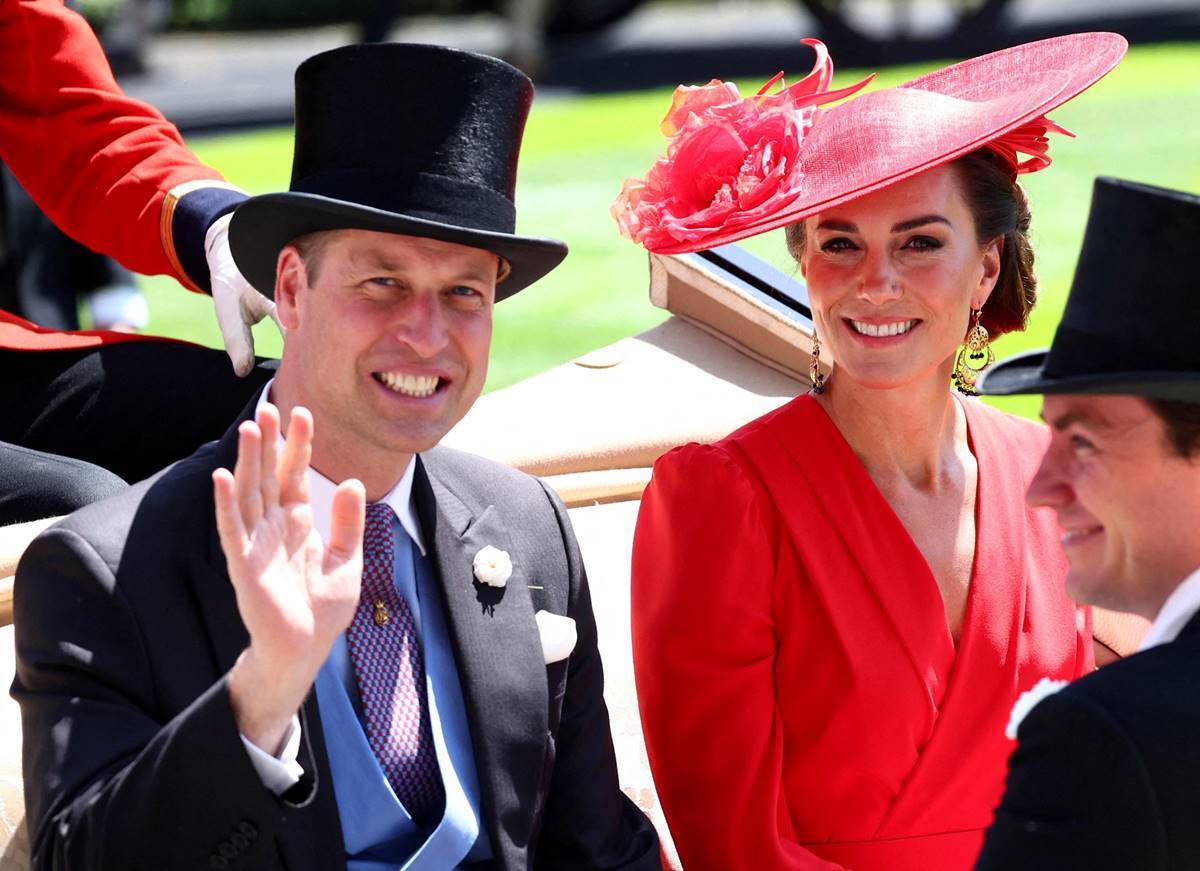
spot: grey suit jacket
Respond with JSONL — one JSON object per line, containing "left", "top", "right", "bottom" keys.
{"left": 11, "top": 397, "right": 660, "bottom": 871}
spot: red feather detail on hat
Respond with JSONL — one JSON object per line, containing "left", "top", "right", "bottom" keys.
{"left": 612, "top": 39, "right": 872, "bottom": 251}
{"left": 987, "top": 116, "right": 1076, "bottom": 175}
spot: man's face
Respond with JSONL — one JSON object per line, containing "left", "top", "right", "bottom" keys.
{"left": 1030, "top": 394, "right": 1200, "bottom": 618}
{"left": 275, "top": 229, "right": 496, "bottom": 483}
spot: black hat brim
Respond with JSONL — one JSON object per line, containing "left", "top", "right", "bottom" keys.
{"left": 229, "top": 192, "right": 568, "bottom": 302}
{"left": 981, "top": 349, "right": 1200, "bottom": 403}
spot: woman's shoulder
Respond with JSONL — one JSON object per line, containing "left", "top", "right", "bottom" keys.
{"left": 651, "top": 437, "right": 758, "bottom": 495}
{"left": 725, "top": 391, "right": 820, "bottom": 442}
{"left": 653, "top": 393, "right": 818, "bottom": 479}
{"left": 641, "top": 443, "right": 783, "bottom": 563}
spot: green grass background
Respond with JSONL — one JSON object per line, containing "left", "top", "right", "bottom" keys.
{"left": 144, "top": 40, "right": 1200, "bottom": 420}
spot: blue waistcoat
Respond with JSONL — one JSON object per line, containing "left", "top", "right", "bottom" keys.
{"left": 314, "top": 520, "right": 492, "bottom": 870}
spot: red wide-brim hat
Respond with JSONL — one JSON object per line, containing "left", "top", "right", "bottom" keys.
{"left": 614, "top": 32, "right": 1127, "bottom": 254}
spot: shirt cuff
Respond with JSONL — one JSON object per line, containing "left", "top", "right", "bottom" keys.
{"left": 241, "top": 716, "right": 304, "bottom": 795}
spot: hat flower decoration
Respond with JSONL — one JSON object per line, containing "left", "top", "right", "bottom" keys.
{"left": 614, "top": 33, "right": 1127, "bottom": 256}
{"left": 612, "top": 39, "right": 873, "bottom": 252}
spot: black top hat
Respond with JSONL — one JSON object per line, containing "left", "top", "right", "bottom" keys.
{"left": 981, "top": 177, "right": 1200, "bottom": 403}
{"left": 228, "top": 43, "right": 567, "bottom": 302}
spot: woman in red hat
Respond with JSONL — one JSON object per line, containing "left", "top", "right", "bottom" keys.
{"left": 617, "top": 33, "right": 1128, "bottom": 870}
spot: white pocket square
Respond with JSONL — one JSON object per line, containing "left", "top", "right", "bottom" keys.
{"left": 534, "top": 610, "right": 577, "bottom": 665}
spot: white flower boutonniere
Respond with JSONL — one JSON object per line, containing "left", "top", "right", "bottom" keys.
{"left": 473, "top": 545, "right": 512, "bottom": 588}
{"left": 1006, "top": 677, "right": 1069, "bottom": 740}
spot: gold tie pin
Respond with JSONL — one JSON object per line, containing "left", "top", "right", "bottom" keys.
{"left": 373, "top": 600, "right": 390, "bottom": 628}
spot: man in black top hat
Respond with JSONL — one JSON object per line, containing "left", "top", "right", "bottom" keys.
{"left": 973, "top": 177, "right": 1200, "bottom": 870}
{"left": 12, "top": 44, "right": 661, "bottom": 871}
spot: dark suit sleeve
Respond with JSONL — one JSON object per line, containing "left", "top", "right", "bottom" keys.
{"left": 12, "top": 526, "right": 316, "bottom": 871}
{"left": 975, "top": 690, "right": 1168, "bottom": 871}
{"left": 531, "top": 483, "right": 662, "bottom": 871}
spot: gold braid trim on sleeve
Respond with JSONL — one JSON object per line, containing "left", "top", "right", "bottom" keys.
{"left": 159, "top": 179, "right": 245, "bottom": 293}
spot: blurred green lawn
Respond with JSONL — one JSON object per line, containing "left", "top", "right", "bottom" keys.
{"left": 146, "top": 40, "right": 1200, "bottom": 420}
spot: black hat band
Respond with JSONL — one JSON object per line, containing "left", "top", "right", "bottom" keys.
{"left": 291, "top": 169, "right": 517, "bottom": 234}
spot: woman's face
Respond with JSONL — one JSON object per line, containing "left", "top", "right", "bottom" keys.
{"left": 798, "top": 163, "right": 1001, "bottom": 392}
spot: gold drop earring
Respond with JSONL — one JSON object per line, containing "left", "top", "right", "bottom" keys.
{"left": 810, "top": 329, "right": 826, "bottom": 394}
{"left": 952, "top": 308, "right": 994, "bottom": 395}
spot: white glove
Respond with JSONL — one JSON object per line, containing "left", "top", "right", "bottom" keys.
{"left": 206, "top": 213, "right": 282, "bottom": 377}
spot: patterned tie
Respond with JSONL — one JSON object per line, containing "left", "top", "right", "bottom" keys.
{"left": 345, "top": 502, "right": 445, "bottom": 822}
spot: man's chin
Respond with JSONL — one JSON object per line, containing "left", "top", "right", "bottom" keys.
{"left": 369, "top": 430, "right": 445, "bottom": 458}
{"left": 1065, "top": 567, "right": 1133, "bottom": 613}
{"left": 364, "top": 417, "right": 461, "bottom": 458}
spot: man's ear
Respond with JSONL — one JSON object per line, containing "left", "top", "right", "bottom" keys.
{"left": 275, "top": 246, "right": 306, "bottom": 331}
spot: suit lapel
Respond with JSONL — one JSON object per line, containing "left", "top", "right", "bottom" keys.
{"left": 413, "top": 456, "right": 548, "bottom": 867}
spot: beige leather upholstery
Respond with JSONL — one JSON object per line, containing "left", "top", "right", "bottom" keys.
{"left": 570, "top": 501, "right": 680, "bottom": 869}
{"left": 443, "top": 316, "right": 805, "bottom": 482}
{"left": 0, "top": 626, "right": 28, "bottom": 871}
{"left": 442, "top": 252, "right": 812, "bottom": 483}
{"left": 647, "top": 250, "right": 819, "bottom": 384}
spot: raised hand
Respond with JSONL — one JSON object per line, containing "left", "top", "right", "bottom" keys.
{"left": 214, "top": 403, "right": 365, "bottom": 754}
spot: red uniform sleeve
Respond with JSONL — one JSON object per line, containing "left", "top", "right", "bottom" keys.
{"left": 632, "top": 442, "right": 845, "bottom": 871}
{"left": 0, "top": 0, "right": 238, "bottom": 287}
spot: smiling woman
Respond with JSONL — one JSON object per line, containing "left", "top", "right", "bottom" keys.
{"left": 617, "top": 33, "right": 1130, "bottom": 871}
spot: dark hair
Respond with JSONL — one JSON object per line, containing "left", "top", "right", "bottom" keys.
{"left": 784, "top": 148, "right": 1036, "bottom": 338}
{"left": 1148, "top": 398, "right": 1200, "bottom": 459}
{"left": 290, "top": 230, "right": 335, "bottom": 285}
{"left": 952, "top": 149, "right": 1036, "bottom": 337}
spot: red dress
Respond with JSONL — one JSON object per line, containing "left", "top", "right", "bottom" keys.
{"left": 632, "top": 394, "right": 1093, "bottom": 871}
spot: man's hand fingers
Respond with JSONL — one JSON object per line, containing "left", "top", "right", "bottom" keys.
{"left": 234, "top": 421, "right": 265, "bottom": 526}
{"left": 279, "top": 407, "right": 313, "bottom": 506}
{"left": 257, "top": 404, "right": 281, "bottom": 512}
{"left": 243, "top": 291, "right": 284, "bottom": 341}
{"left": 241, "top": 284, "right": 281, "bottom": 329}
{"left": 228, "top": 322, "right": 257, "bottom": 378}
{"left": 213, "top": 468, "right": 248, "bottom": 569}
{"left": 327, "top": 478, "right": 366, "bottom": 566}
{"left": 214, "top": 278, "right": 256, "bottom": 377}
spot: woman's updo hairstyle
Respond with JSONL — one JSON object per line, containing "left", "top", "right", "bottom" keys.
{"left": 952, "top": 148, "right": 1036, "bottom": 337}
{"left": 785, "top": 147, "right": 1037, "bottom": 338}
